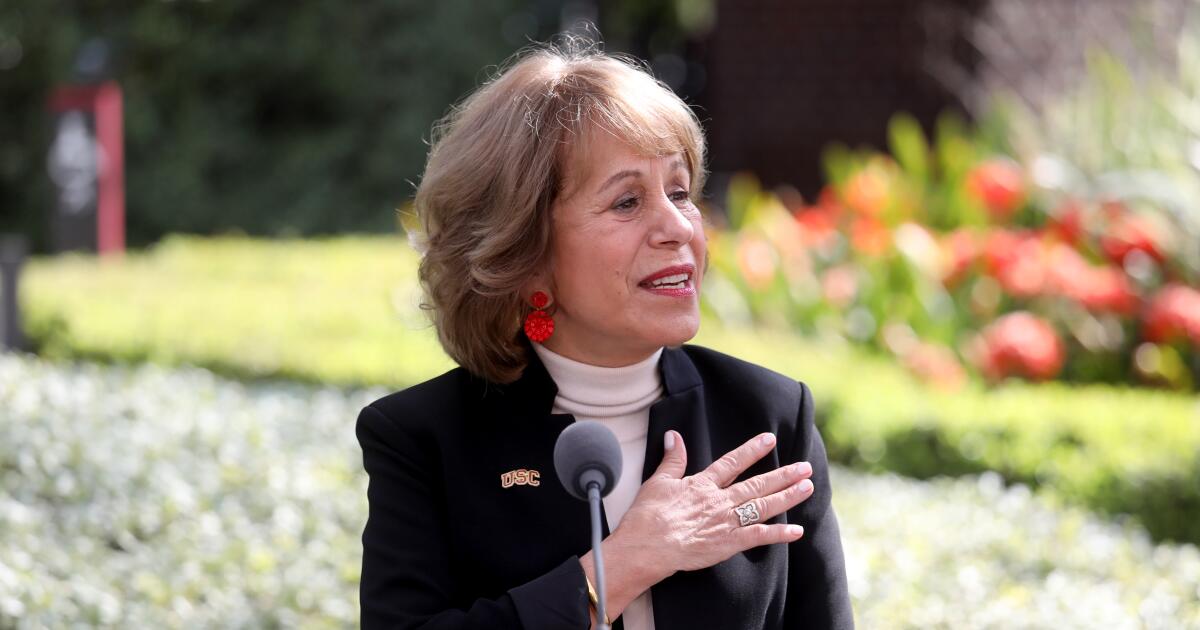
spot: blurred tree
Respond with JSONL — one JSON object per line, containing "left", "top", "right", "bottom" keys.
{"left": 0, "top": 0, "right": 547, "bottom": 249}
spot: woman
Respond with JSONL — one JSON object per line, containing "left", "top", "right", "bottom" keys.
{"left": 357, "top": 40, "right": 854, "bottom": 630}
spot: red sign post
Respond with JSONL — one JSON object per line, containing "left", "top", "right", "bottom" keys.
{"left": 47, "top": 81, "right": 125, "bottom": 256}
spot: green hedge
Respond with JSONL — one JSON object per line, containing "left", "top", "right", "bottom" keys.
{"left": 19, "top": 235, "right": 1200, "bottom": 543}
{"left": 7, "top": 352, "right": 1197, "bottom": 626}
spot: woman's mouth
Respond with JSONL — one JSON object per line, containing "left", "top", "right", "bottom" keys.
{"left": 638, "top": 265, "right": 696, "bottom": 296}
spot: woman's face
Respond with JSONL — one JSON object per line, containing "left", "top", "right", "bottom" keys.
{"left": 538, "top": 131, "right": 706, "bottom": 366}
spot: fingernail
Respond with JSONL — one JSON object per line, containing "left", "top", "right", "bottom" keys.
{"left": 664, "top": 431, "right": 676, "bottom": 451}
{"left": 798, "top": 479, "right": 814, "bottom": 494}
{"left": 760, "top": 433, "right": 776, "bottom": 447}
{"left": 797, "top": 461, "right": 812, "bottom": 476}
{"left": 787, "top": 525, "right": 804, "bottom": 537}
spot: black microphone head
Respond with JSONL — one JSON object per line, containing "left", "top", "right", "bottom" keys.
{"left": 553, "top": 420, "right": 623, "bottom": 501}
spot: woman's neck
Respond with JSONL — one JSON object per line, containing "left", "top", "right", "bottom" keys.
{"left": 538, "top": 335, "right": 662, "bottom": 368}
{"left": 533, "top": 343, "right": 663, "bottom": 412}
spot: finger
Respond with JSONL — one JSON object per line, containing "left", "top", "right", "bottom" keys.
{"left": 730, "top": 522, "right": 806, "bottom": 550}
{"left": 748, "top": 477, "right": 815, "bottom": 524}
{"left": 652, "top": 430, "right": 688, "bottom": 480}
{"left": 726, "top": 461, "right": 813, "bottom": 505}
{"left": 701, "top": 432, "right": 776, "bottom": 488}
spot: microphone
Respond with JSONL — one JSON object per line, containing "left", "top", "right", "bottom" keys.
{"left": 554, "top": 420, "right": 623, "bottom": 499}
{"left": 554, "top": 421, "right": 622, "bottom": 630}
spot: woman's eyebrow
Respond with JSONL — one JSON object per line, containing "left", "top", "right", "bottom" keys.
{"left": 596, "top": 169, "right": 641, "bottom": 194}
{"left": 594, "top": 158, "right": 688, "bottom": 195}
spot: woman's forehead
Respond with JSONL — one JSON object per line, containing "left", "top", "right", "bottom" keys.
{"left": 558, "top": 128, "right": 688, "bottom": 197}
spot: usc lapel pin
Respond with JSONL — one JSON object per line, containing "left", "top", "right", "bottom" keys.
{"left": 500, "top": 468, "right": 540, "bottom": 488}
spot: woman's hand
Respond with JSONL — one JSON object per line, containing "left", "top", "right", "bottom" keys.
{"left": 579, "top": 430, "right": 814, "bottom": 619}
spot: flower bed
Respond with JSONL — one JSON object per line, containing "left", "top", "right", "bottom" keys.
{"left": 2, "top": 353, "right": 1197, "bottom": 627}
{"left": 704, "top": 138, "right": 1200, "bottom": 391}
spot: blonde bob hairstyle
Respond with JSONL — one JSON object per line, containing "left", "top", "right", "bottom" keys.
{"left": 413, "top": 40, "right": 707, "bottom": 384}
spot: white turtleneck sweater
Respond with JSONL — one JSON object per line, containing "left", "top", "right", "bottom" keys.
{"left": 533, "top": 344, "right": 662, "bottom": 630}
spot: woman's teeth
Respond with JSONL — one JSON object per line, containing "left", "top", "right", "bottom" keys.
{"left": 649, "top": 274, "right": 689, "bottom": 288}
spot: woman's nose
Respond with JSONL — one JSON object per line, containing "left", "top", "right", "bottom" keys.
{"left": 650, "top": 194, "right": 695, "bottom": 247}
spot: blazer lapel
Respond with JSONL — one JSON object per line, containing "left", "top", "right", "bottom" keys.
{"left": 646, "top": 346, "right": 746, "bottom": 630}
{"left": 643, "top": 345, "right": 710, "bottom": 482}
{"left": 468, "top": 351, "right": 600, "bottom": 583}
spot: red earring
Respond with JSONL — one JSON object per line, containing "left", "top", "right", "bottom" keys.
{"left": 523, "top": 291, "right": 554, "bottom": 343}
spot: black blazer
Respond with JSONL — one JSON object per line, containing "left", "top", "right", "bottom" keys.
{"left": 356, "top": 344, "right": 854, "bottom": 629}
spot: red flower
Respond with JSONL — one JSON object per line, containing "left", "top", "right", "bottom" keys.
{"left": 794, "top": 207, "right": 839, "bottom": 249}
{"left": 1043, "top": 243, "right": 1138, "bottom": 314}
{"left": 971, "top": 312, "right": 1065, "bottom": 381}
{"left": 1075, "top": 266, "right": 1139, "bottom": 315}
{"left": 737, "top": 237, "right": 778, "bottom": 290}
{"left": 939, "top": 229, "right": 978, "bottom": 287}
{"left": 815, "top": 185, "right": 844, "bottom": 214}
{"left": 843, "top": 168, "right": 890, "bottom": 217}
{"left": 966, "top": 158, "right": 1025, "bottom": 221}
{"left": 1048, "top": 199, "right": 1086, "bottom": 246}
{"left": 1143, "top": 284, "right": 1200, "bottom": 346}
{"left": 821, "top": 265, "right": 858, "bottom": 308}
{"left": 902, "top": 342, "right": 967, "bottom": 390}
{"left": 849, "top": 217, "right": 891, "bottom": 256}
{"left": 1044, "top": 243, "right": 1091, "bottom": 294}
{"left": 981, "top": 229, "right": 1024, "bottom": 275}
{"left": 1100, "top": 212, "right": 1168, "bottom": 265}
{"left": 983, "top": 230, "right": 1045, "bottom": 298}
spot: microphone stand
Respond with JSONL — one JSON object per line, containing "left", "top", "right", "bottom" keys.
{"left": 585, "top": 477, "right": 611, "bottom": 630}
{"left": 554, "top": 422, "right": 620, "bottom": 630}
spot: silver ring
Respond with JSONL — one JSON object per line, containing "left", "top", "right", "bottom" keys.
{"left": 734, "top": 501, "right": 761, "bottom": 527}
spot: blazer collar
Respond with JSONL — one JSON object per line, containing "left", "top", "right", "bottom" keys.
{"left": 480, "top": 345, "right": 560, "bottom": 420}
{"left": 481, "top": 344, "right": 712, "bottom": 484}
{"left": 644, "top": 346, "right": 711, "bottom": 480}
{"left": 658, "top": 344, "right": 704, "bottom": 395}
{"left": 481, "top": 344, "right": 703, "bottom": 420}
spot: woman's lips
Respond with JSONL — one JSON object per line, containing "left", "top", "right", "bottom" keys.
{"left": 638, "top": 265, "right": 696, "bottom": 297}
{"left": 639, "top": 264, "right": 695, "bottom": 285}
{"left": 640, "top": 281, "right": 696, "bottom": 297}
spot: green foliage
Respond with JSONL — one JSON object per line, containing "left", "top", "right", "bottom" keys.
{"left": 0, "top": 0, "right": 533, "bottom": 249}
{"left": 19, "top": 236, "right": 1200, "bottom": 544}
{"left": 886, "top": 113, "right": 929, "bottom": 185}
{"left": 22, "top": 234, "right": 455, "bottom": 388}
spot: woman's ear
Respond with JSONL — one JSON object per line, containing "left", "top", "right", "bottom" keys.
{"left": 520, "top": 270, "right": 551, "bottom": 303}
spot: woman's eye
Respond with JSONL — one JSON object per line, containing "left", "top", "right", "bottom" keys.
{"left": 613, "top": 197, "right": 639, "bottom": 212}
{"left": 670, "top": 190, "right": 691, "bottom": 203}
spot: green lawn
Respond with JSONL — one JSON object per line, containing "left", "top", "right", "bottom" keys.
{"left": 19, "top": 235, "right": 1200, "bottom": 543}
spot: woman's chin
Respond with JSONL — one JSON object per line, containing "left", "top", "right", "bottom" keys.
{"left": 645, "top": 316, "right": 701, "bottom": 349}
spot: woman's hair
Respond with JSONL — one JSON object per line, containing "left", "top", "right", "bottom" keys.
{"left": 413, "top": 37, "right": 707, "bottom": 384}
